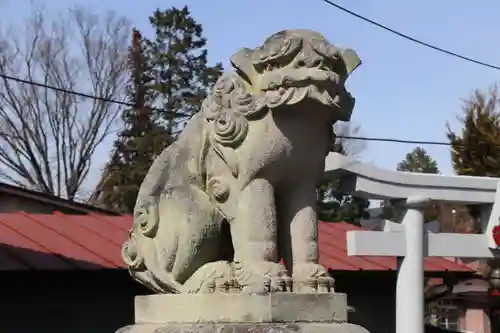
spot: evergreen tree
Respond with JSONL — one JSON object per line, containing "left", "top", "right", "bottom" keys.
{"left": 396, "top": 147, "right": 440, "bottom": 174}
{"left": 446, "top": 87, "right": 500, "bottom": 282}
{"left": 147, "top": 6, "right": 223, "bottom": 135}
{"left": 91, "top": 6, "right": 223, "bottom": 212}
{"left": 447, "top": 85, "right": 500, "bottom": 177}
{"left": 90, "top": 30, "right": 170, "bottom": 213}
{"left": 317, "top": 124, "right": 369, "bottom": 225}
{"left": 382, "top": 147, "right": 440, "bottom": 222}
{"left": 444, "top": 85, "right": 500, "bottom": 234}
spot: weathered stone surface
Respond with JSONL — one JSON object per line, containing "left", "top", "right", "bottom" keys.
{"left": 111, "top": 29, "right": 372, "bottom": 333}
{"left": 116, "top": 323, "right": 369, "bottom": 333}
{"left": 121, "top": 29, "right": 362, "bottom": 295}
{"left": 135, "top": 293, "right": 347, "bottom": 324}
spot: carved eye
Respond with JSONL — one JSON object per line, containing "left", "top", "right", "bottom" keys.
{"left": 323, "top": 58, "right": 342, "bottom": 74}
{"left": 312, "top": 58, "right": 322, "bottom": 67}
{"left": 266, "top": 63, "right": 277, "bottom": 71}
{"left": 297, "top": 60, "right": 306, "bottom": 67}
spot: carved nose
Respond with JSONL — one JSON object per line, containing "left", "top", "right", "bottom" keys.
{"left": 310, "top": 57, "right": 322, "bottom": 68}
{"left": 296, "top": 56, "right": 323, "bottom": 68}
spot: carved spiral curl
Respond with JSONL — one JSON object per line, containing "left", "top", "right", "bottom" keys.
{"left": 202, "top": 97, "right": 223, "bottom": 121}
{"left": 134, "top": 201, "right": 159, "bottom": 237}
{"left": 231, "top": 92, "right": 267, "bottom": 119}
{"left": 255, "top": 35, "right": 300, "bottom": 64}
{"left": 310, "top": 38, "right": 341, "bottom": 60}
{"left": 122, "top": 237, "right": 144, "bottom": 270}
{"left": 212, "top": 75, "right": 235, "bottom": 109}
{"left": 211, "top": 110, "right": 248, "bottom": 147}
{"left": 207, "top": 177, "right": 230, "bottom": 202}
{"left": 265, "top": 87, "right": 288, "bottom": 109}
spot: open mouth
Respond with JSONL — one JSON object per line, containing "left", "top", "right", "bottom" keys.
{"left": 263, "top": 80, "right": 340, "bottom": 108}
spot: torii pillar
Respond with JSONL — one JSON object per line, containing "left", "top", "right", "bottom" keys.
{"left": 346, "top": 196, "right": 499, "bottom": 333}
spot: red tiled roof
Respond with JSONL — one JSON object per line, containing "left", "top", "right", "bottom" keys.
{"left": 318, "top": 222, "right": 474, "bottom": 272}
{"left": 0, "top": 212, "right": 475, "bottom": 273}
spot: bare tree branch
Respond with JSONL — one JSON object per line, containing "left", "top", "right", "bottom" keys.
{"left": 0, "top": 4, "right": 130, "bottom": 200}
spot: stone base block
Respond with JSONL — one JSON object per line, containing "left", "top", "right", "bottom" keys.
{"left": 116, "top": 293, "right": 370, "bottom": 333}
{"left": 116, "top": 323, "right": 370, "bottom": 333}
{"left": 134, "top": 293, "right": 347, "bottom": 324}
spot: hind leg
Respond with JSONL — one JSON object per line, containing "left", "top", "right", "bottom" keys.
{"left": 164, "top": 189, "right": 224, "bottom": 286}
{"left": 130, "top": 188, "right": 223, "bottom": 293}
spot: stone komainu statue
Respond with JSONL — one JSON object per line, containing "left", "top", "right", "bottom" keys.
{"left": 121, "top": 29, "right": 361, "bottom": 294}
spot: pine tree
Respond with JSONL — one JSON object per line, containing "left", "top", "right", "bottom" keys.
{"left": 91, "top": 6, "right": 223, "bottom": 212}
{"left": 147, "top": 6, "right": 223, "bottom": 135}
{"left": 447, "top": 85, "right": 500, "bottom": 177}
{"left": 396, "top": 147, "right": 440, "bottom": 174}
{"left": 91, "top": 29, "right": 170, "bottom": 213}
{"left": 444, "top": 85, "right": 500, "bottom": 233}
{"left": 382, "top": 147, "right": 440, "bottom": 222}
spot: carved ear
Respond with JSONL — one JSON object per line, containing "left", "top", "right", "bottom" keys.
{"left": 230, "top": 48, "right": 258, "bottom": 85}
{"left": 341, "top": 48, "right": 361, "bottom": 76}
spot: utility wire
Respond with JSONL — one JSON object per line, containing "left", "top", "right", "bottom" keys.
{"left": 2, "top": 71, "right": 485, "bottom": 147}
{"left": 1, "top": 3, "right": 496, "bottom": 146}
{"left": 336, "top": 135, "right": 451, "bottom": 146}
{"left": 0, "top": 73, "right": 190, "bottom": 118}
{"left": 320, "top": 0, "right": 500, "bottom": 71}
{"left": 0, "top": 71, "right": 458, "bottom": 146}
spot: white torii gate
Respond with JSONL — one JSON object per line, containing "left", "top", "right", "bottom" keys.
{"left": 324, "top": 153, "right": 500, "bottom": 333}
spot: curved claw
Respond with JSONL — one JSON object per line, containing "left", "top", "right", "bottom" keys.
{"left": 270, "top": 276, "right": 286, "bottom": 292}
{"left": 328, "top": 276, "right": 335, "bottom": 292}
{"left": 306, "top": 278, "right": 319, "bottom": 293}
{"left": 292, "top": 263, "right": 334, "bottom": 293}
{"left": 293, "top": 276, "right": 335, "bottom": 293}
{"left": 317, "top": 276, "right": 334, "bottom": 293}
{"left": 242, "top": 276, "right": 271, "bottom": 295}
{"left": 215, "top": 279, "right": 231, "bottom": 293}
{"left": 283, "top": 276, "right": 294, "bottom": 292}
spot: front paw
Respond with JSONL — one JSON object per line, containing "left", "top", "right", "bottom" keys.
{"left": 293, "top": 263, "right": 335, "bottom": 293}
{"left": 240, "top": 275, "right": 293, "bottom": 294}
{"left": 294, "top": 276, "right": 335, "bottom": 293}
{"left": 269, "top": 275, "right": 293, "bottom": 292}
{"left": 234, "top": 261, "right": 291, "bottom": 294}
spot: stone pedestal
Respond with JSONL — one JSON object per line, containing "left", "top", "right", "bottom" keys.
{"left": 116, "top": 293, "right": 369, "bottom": 333}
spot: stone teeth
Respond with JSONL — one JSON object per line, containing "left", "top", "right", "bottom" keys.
{"left": 318, "top": 89, "right": 332, "bottom": 104}
{"left": 288, "top": 86, "right": 307, "bottom": 104}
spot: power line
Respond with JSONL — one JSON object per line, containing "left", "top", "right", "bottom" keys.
{"left": 336, "top": 135, "right": 451, "bottom": 146}
{"left": 0, "top": 71, "right": 456, "bottom": 146}
{"left": 320, "top": 0, "right": 500, "bottom": 71}
{"left": 0, "top": 75, "right": 473, "bottom": 148}
{"left": 0, "top": 5, "right": 493, "bottom": 146}
{"left": 0, "top": 73, "right": 190, "bottom": 117}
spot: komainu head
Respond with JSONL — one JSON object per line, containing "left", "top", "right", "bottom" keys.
{"left": 229, "top": 29, "right": 361, "bottom": 121}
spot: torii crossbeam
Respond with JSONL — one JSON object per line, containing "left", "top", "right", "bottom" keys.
{"left": 324, "top": 153, "right": 500, "bottom": 333}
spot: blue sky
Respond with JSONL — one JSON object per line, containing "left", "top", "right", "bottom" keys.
{"left": 2, "top": 0, "right": 500, "bottom": 180}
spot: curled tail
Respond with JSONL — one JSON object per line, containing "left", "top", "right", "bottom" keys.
{"left": 122, "top": 201, "right": 183, "bottom": 294}
{"left": 122, "top": 113, "right": 212, "bottom": 293}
